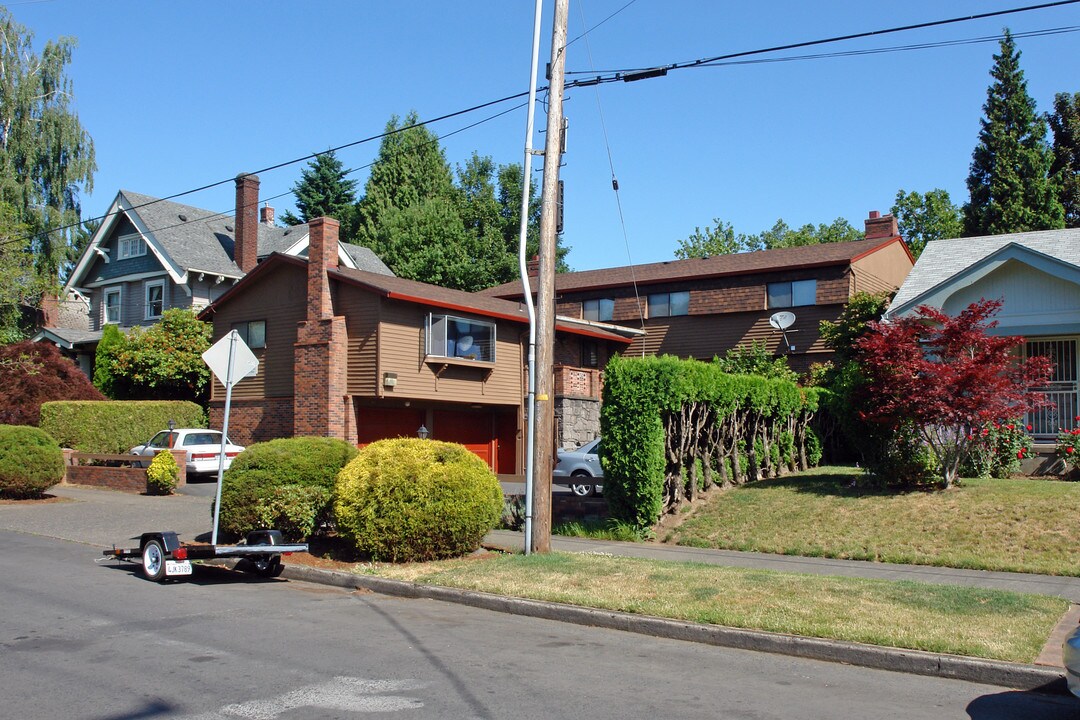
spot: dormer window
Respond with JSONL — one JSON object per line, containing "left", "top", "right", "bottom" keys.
{"left": 118, "top": 234, "right": 146, "bottom": 260}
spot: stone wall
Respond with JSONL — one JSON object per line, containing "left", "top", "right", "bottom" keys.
{"left": 555, "top": 396, "right": 601, "bottom": 449}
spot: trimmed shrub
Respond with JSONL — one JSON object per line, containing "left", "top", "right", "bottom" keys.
{"left": 38, "top": 400, "right": 205, "bottom": 453}
{"left": 146, "top": 450, "right": 179, "bottom": 495}
{"left": 0, "top": 341, "right": 104, "bottom": 425}
{"left": 335, "top": 438, "right": 503, "bottom": 562}
{"left": 217, "top": 437, "right": 358, "bottom": 541}
{"left": 0, "top": 425, "right": 64, "bottom": 498}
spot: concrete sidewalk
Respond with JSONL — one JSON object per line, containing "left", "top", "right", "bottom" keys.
{"left": 4, "top": 483, "right": 1074, "bottom": 693}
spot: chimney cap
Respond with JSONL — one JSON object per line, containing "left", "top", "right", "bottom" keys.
{"left": 868, "top": 210, "right": 881, "bottom": 219}
{"left": 235, "top": 172, "right": 259, "bottom": 182}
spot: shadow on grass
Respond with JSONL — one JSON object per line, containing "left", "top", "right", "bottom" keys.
{"left": 740, "top": 469, "right": 945, "bottom": 499}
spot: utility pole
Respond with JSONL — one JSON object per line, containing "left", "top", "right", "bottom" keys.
{"left": 531, "top": 0, "right": 569, "bottom": 554}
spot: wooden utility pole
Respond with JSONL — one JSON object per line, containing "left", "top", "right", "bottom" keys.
{"left": 530, "top": 0, "right": 569, "bottom": 554}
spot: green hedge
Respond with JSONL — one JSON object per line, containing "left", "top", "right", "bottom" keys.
{"left": 601, "top": 355, "right": 821, "bottom": 530}
{"left": 38, "top": 401, "right": 206, "bottom": 453}
{"left": 217, "top": 437, "right": 358, "bottom": 541}
{"left": 335, "top": 438, "right": 503, "bottom": 562}
{"left": 0, "top": 425, "right": 64, "bottom": 498}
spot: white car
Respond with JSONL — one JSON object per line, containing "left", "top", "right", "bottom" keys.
{"left": 130, "top": 429, "right": 243, "bottom": 477}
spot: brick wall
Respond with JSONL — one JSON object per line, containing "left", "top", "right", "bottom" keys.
{"left": 294, "top": 317, "right": 348, "bottom": 438}
{"left": 209, "top": 397, "right": 293, "bottom": 445}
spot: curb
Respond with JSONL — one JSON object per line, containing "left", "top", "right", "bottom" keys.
{"left": 278, "top": 563, "right": 1068, "bottom": 694}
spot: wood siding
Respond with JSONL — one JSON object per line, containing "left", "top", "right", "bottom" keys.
{"left": 376, "top": 301, "right": 524, "bottom": 406}
{"left": 336, "top": 287, "right": 380, "bottom": 396}
{"left": 851, "top": 241, "right": 913, "bottom": 296}
{"left": 208, "top": 263, "right": 308, "bottom": 401}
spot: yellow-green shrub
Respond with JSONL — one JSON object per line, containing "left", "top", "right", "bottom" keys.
{"left": 335, "top": 438, "right": 502, "bottom": 562}
{"left": 0, "top": 425, "right": 64, "bottom": 498}
{"left": 146, "top": 450, "right": 178, "bottom": 495}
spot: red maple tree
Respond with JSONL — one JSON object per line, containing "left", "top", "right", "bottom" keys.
{"left": 856, "top": 298, "right": 1051, "bottom": 487}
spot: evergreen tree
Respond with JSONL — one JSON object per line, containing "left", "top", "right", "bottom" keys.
{"left": 962, "top": 30, "right": 1063, "bottom": 236}
{"left": 0, "top": 8, "right": 96, "bottom": 282}
{"left": 891, "top": 188, "right": 962, "bottom": 258}
{"left": 1048, "top": 91, "right": 1080, "bottom": 228}
{"left": 279, "top": 151, "right": 358, "bottom": 238}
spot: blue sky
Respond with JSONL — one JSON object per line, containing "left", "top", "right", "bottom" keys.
{"left": 9, "top": 0, "right": 1080, "bottom": 271}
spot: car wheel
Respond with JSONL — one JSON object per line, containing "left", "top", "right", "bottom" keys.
{"left": 570, "top": 471, "right": 594, "bottom": 497}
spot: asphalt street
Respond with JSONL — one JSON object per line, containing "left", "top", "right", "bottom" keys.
{"left": 2, "top": 530, "right": 1077, "bottom": 720}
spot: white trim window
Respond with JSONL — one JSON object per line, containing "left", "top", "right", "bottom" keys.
{"left": 767, "top": 279, "right": 816, "bottom": 309}
{"left": 118, "top": 234, "right": 146, "bottom": 260}
{"left": 426, "top": 314, "right": 496, "bottom": 363}
{"left": 144, "top": 280, "right": 165, "bottom": 320}
{"left": 103, "top": 287, "right": 122, "bottom": 325}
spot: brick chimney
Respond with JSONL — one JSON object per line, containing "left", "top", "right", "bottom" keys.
{"left": 39, "top": 292, "right": 58, "bottom": 328}
{"left": 260, "top": 203, "right": 275, "bottom": 226}
{"left": 526, "top": 255, "right": 540, "bottom": 277}
{"left": 294, "top": 215, "right": 348, "bottom": 440}
{"left": 234, "top": 173, "right": 260, "bottom": 273}
{"left": 864, "top": 210, "right": 899, "bottom": 240}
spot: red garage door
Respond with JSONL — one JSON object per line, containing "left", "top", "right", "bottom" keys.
{"left": 433, "top": 410, "right": 493, "bottom": 467}
{"left": 356, "top": 407, "right": 426, "bottom": 447}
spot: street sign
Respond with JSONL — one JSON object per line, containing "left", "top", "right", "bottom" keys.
{"left": 202, "top": 330, "right": 259, "bottom": 388}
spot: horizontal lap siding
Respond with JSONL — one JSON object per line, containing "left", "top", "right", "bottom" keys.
{"left": 208, "top": 264, "right": 307, "bottom": 401}
{"left": 377, "top": 301, "right": 523, "bottom": 406}
{"left": 851, "top": 242, "right": 913, "bottom": 295}
{"left": 336, "top": 289, "right": 379, "bottom": 397}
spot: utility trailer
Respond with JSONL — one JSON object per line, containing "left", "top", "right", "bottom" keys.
{"left": 103, "top": 529, "right": 308, "bottom": 582}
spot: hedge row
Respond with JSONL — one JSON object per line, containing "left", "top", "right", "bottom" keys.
{"left": 601, "top": 355, "right": 822, "bottom": 530}
{"left": 38, "top": 400, "right": 206, "bottom": 453}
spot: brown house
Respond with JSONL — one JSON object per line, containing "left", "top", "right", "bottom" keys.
{"left": 198, "top": 218, "right": 631, "bottom": 474}
{"left": 482, "top": 212, "right": 914, "bottom": 373}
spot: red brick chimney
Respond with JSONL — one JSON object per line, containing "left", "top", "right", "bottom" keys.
{"left": 260, "top": 203, "right": 275, "bottom": 226}
{"left": 234, "top": 173, "right": 260, "bottom": 273}
{"left": 864, "top": 210, "right": 899, "bottom": 240}
{"left": 526, "top": 255, "right": 540, "bottom": 277}
{"left": 306, "top": 217, "right": 338, "bottom": 321}
{"left": 39, "top": 292, "right": 58, "bottom": 327}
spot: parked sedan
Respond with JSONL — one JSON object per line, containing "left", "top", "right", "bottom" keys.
{"left": 130, "top": 429, "right": 244, "bottom": 477}
{"left": 553, "top": 437, "right": 604, "bottom": 497}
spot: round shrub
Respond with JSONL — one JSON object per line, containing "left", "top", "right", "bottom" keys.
{"left": 217, "top": 436, "right": 358, "bottom": 541}
{"left": 335, "top": 438, "right": 503, "bottom": 562}
{"left": 0, "top": 425, "right": 64, "bottom": 498}
{"left": 146, "top": 450, "right": 179, "bottom": 495}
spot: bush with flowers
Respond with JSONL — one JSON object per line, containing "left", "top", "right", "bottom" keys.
{"left": 960, "top": 420, "right": 1034, "bottom": 479}
{"left": 1055, "top": 415, "right": 1080, "bottom": 473}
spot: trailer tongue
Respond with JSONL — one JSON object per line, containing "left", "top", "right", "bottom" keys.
{"left": 104, "top": 529, "right": 308, "bottom": 582}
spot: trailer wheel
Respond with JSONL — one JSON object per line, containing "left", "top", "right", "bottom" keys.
{"left": 142, "top": 540, "right": 167, "bottom": 582}
{"left": 249, "top": 556, "right": 283, "bottom": 578}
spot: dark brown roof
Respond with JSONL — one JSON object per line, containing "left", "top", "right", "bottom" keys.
{"left": 201, "top": 253, "right": 631, "bottom": 344}
{"left": 479, "top": 236, "right": 907, "bottom": 298}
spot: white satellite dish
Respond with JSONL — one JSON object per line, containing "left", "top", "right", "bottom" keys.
{"left": 769, "top": 311, "right": 796, "bottom": 331}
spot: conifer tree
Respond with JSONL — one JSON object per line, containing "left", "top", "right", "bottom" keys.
{"left": 280, "top": 151, "right": 358, "bottom": 235}
{"left": 1048, "top": 91, "right": 1080, "bottom": 228}
{"left": 962, "top": 30, "right": 1063, "bottom": 236}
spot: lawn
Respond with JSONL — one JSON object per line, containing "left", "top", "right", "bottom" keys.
{"left": 666, "top": 466, "right": 1080, "bottom": 576}
{"left": 364, "top": 551, "right": 1066, "bottom": 663}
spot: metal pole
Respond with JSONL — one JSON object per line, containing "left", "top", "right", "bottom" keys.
{"left": 211, "top": 330, "right": 237, "bottom": 546}
{"left": 531, "top": 0, "right": 569, "bottom": 554}
{"left": 518, "top": 0, "right": 543, "bottom": 556}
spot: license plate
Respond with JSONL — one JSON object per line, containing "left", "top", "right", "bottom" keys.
{"left": 165, "top": 560, "right": 192, "bottom": 576}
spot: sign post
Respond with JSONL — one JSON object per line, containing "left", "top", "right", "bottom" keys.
{"left": 202, "top": 330, "right": 259, "bottom": 545}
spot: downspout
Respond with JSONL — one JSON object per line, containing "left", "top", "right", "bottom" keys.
{"left": 518, "top": 0, "right": 543, "bottom": 555}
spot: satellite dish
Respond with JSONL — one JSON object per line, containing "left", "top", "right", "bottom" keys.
{"left": 769, "top": 311, "right": 796, "bottom": 331}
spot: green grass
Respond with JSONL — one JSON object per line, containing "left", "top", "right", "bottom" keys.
{"left": 667, "top": 466, "right": 1080, "bottom": 576}
{"left": 364, "top": 551, "right": 1066, "bottom": 663}
{"left": 552, "top": 518, "right": 647, "bottom": 542}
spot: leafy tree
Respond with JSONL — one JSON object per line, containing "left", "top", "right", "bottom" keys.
{"left": 962, "top": 30, "right": 1063, "bottom": 236}
{"left": 106, "top": 309, "right": 212, "bottom": 404}
{"left": 675, "top": 217, "right": 861, "bottom": 258}
{"left": 891, "top": 189, "right": 962, "bottom": 258}
{"left": 0, "top": 202, "right": 47, "bottom": 343}
{"left": 1048, "top": 91, "right": 1080, "bottom": 228}
{"left": 0, "top": 8, "right": 96, "bottom": 282}
{"left": 855, "top": 299, "right": 1051, "bottom": 488}
{"left": 0, "top": 340, "right": 103, "bottom": 425}
{"left": 714, "top": 340, "right": 797, "bottom": 383}
{"left": 92, "top": 322, "right": 123, "bottom": 397}
{"left": 279, "top": 151, "right": 359, "bottom": 237}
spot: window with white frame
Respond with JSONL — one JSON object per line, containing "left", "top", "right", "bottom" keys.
{"left": 767, "top": 279, "right": 816, "bottom": 309}
{"left": 582, "top": 298, "right": 614, "bottom": 322}
{"left": 647, "top": 291, "right": 690, "bottom": 318}
{"left": 103, "top": 287, "right": 122, "bottom": 325}
{"left": 426, "top": 314, "right": 495, "bottom": 363}
{"left": 118, "top": 234, "right": 146, "bottom": 260}
{"left": 232, "top": 320, "right": 266, "bottom": 349}
{"left": 144, "top": 280, "right": 165, "bottom": 320}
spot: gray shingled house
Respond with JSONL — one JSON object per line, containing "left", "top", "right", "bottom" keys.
{"left": 35, "top": 174, "right": 391, "bottom": 375}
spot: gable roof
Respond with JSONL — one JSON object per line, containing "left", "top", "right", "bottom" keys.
{"left": 887, "top": 227, "right": 1080, "bottom": 318}
{"left": 202, "top": 253, "right": 633, "bottom": 344}
{"left": 65, "top": 190, "right": 391, "bottom": 290}
{"left": 479, "top": 236, "right": 909, "bottom": 298}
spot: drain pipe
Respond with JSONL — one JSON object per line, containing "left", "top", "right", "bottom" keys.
{"left": 517, "top": 0, "right": 543, "bottom": 555}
